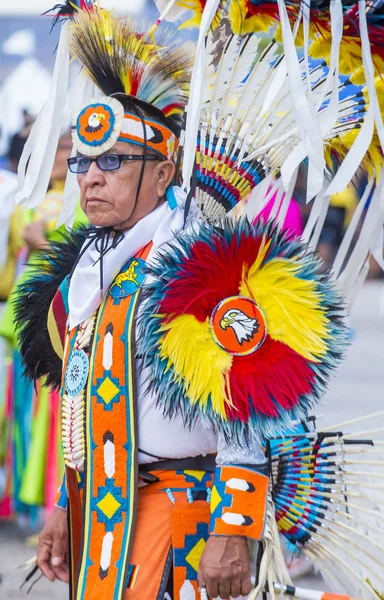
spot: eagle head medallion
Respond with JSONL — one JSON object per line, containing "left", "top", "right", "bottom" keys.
{"left": 210, "top": 296, "right": 267, "bottom": 356}
{"left": 73, "top": 97, "right": 124, "bottom": 156}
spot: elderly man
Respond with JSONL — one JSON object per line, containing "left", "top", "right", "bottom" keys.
{"left": 15, "top": 11, "right": 268, "bottom": 600}
{"left": 34, "top": 141, "right": 259, "bottom": 599}
{"left": 15, "top": 6, "right": 346, "bottom": 600}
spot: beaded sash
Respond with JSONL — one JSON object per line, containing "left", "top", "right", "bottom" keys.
{"left": 60, "top": 243, "right": 151, "bottom": 600}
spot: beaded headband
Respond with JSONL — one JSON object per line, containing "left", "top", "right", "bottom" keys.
{"left": 72, "top": 96, "right": 178, "bottom": 161}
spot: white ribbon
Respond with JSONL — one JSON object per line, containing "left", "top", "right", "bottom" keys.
{"left": 332, "top": 178, "right": 374, "bottom": 278}
{"left": 57, "top": 77, "right": 99, "bottom": 229}
{"left": 16, "top": 24, "right": 70, "bottom": 209}
{"left": 302, "top": 0, "right": 311, "bottom": 96}
{"left": 326, "top": 103, "right": 375, "bottom": 196}
{"left": 182, "top": 0, "right": 221, "bottom": 191}
{"left": 277, "top": 0, "right": 325, "bottom": 201}
{"left": 326, "top": 0, "right": 380, "bottom": 196}
{"left": 303, "top": 186, "right": 327, "bottom": 242}
{"left": 244, "top": 174, "right": 275, "bottom": 223}
{"left": 358, "top": 0, "right": 384, "bottom": 151}
{"left": 315, "top": 0, "right": 343, "bottom": 125}
{"left": 338, "top": 176, "right": 384, "bottom": 302}
{"left": 268, "top": 185, "right": 285, "bottom": 223}
{"left": 308, "top": 191, "right": 331, "bottom": 250}
{"left": 259, "top": 59, "right": 288, "bottom": 118}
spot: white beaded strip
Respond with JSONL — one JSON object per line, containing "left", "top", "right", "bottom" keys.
{"left": 62, "top": 316, "right": 95, "bottom": 471}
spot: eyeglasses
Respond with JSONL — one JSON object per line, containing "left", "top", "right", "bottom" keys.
{"left": 67, "top": 153, "right": 162, "bottom": 174}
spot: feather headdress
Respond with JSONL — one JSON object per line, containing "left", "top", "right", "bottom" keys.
{"left": 47, "top": 0, "right": 95, "bottom": 30}
{"left": 66, "top": 9, "right": 193, "bottom": 124}
{"left": 15, "top": 1, "right": 384, "bottom": 293}
{"left": 178, "top": 0, "right": 384, "bottom": 219}
{"left": 16, "top": 1, "right": 193, "bottom": 224}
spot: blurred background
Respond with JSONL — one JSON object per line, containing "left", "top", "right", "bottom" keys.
{"left": 0, "top": 1, "right": 383, "bottom": 599}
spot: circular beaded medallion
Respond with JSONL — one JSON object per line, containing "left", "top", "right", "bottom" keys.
{"left": 65, "top": 349, "right": 90, "bottom": 396}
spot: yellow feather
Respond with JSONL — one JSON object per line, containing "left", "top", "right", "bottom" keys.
{"left": 240, "top": 258, "right": 330, "bottom": 361}
{"left": 246, "top": 234, "right": 272, "bottom": 274}
{"left": 159, "top": 314, "right": 232, "bottom": 417}
{"left": 228, "top": 0, "right": 246, "bottom": 35}
{"left": 176, "top": 0, "right": 204, "bottom": 30}
{"left": 309, "top": 34, "right": 332, "bottom": 63}
{"left": 350, "top": 66, "right": 365, "bottom": 86}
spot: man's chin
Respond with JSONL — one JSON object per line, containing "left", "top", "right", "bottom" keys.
{"left": 88, "top": 215, "right": 117, "bottom": 228}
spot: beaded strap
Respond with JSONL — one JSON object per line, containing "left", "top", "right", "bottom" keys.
{"left": 62, "top": 315, "right": 95, "bottom": 471}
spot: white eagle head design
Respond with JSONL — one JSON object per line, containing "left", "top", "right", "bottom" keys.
{"left": 85, "top": 112, "right": 105, "bottom": 133}
{"left": 220, "top": 308, "right": 260, "bottom": 344}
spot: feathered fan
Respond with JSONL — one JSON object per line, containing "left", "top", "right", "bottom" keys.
{"left": 270, "top": 410, "right": 384, "bottom": 599}
{"left": 138, "top": 218, "right": 347, "bottom": 438}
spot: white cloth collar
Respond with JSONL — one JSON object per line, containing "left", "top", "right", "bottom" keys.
{"left": 68, "top": 186, "right": 198, "bottom": 329}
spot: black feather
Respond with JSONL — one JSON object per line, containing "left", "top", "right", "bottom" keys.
{"left": 13, "top": 226, "right": 89, "bottom": 390}
{"left": 44, "top": 1, "right": 79, "bottom": 32}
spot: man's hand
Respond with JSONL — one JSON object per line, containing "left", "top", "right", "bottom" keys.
{"left": 198, "top": 535, "right": 251, "bottom": 599}
{"left": 23, "top": 221, "right": 49, "bottom": 252}
{"left": 37, "top": 507, "right": 69, "bottom": 583}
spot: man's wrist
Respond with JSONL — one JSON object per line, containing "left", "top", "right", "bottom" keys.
{"left": 209, "top": 465, "right": 269, "bottom": 540}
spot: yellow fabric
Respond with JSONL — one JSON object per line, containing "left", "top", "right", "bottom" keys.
{"left": 25, "top": 181, "right": 86, "bottom": 239}
{"left": 240, "top": 258, "right": 330, "bottom": 362}
{"left": 47, "top": 302, "right": 65, "bottom": 359}
{"left": 19, "top": 383, "right": 49, "bottom": 506}
{"left": 159, "top": 314, "right": 232, "bottom": 417}
{"left": 329, "top": 185, "right": 358, "bottom": 228}
{"left": 0, "top": 207, "right": 24, "bottom": 300}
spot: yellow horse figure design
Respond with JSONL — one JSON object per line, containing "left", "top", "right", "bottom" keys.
{"left": 115, "top": 260, "right": 140, "bottom": 288}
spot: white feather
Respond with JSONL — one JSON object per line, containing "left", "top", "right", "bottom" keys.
{"left": 16, "top": 24, "right": 70, "bottom": 209}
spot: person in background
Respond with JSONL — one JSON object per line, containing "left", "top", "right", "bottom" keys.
{"left": 254, "top": 187, "right": 304, "bottom": 238}
{"left": 0, "top": 133, "right": 27, "bottom": 298}
{"left": 317, "top": 185, "right": 359, "bottom": 272}
{"left": 0, "top": 131, "right": 87, "bottom": 523}
{"left": 22, "top": 132, "right": 75, "bottom": 253}
{"left": 0, "top": 131, "right": 27, "bottom": 517}
{"left": 233, "top": 185, "right": 304, "bottom": 238}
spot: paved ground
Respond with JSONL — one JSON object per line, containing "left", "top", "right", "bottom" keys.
{"left": 0, "top": 281, "right": 383, "bottom": 599}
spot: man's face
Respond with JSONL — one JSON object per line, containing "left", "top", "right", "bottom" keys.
{"left": 77, "top": 141, "right": 172, "bottom": 230}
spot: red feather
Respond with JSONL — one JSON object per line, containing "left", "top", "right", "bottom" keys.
{"left": 344, "top": 4, "right": 384, "bottom": 61}
{"left": 159, "top": 233, "right": 265, "bottom": 322}
{"left": 226, "top": 337, "right": 315, "bottom": 422}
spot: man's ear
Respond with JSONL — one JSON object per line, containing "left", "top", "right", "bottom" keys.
{"left": 155, "top": 160, "right": 176, "bottom": 197}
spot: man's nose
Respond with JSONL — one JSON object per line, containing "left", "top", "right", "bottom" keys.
{"left": 83, "top": 160, "right": 105, "bottom": 185}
